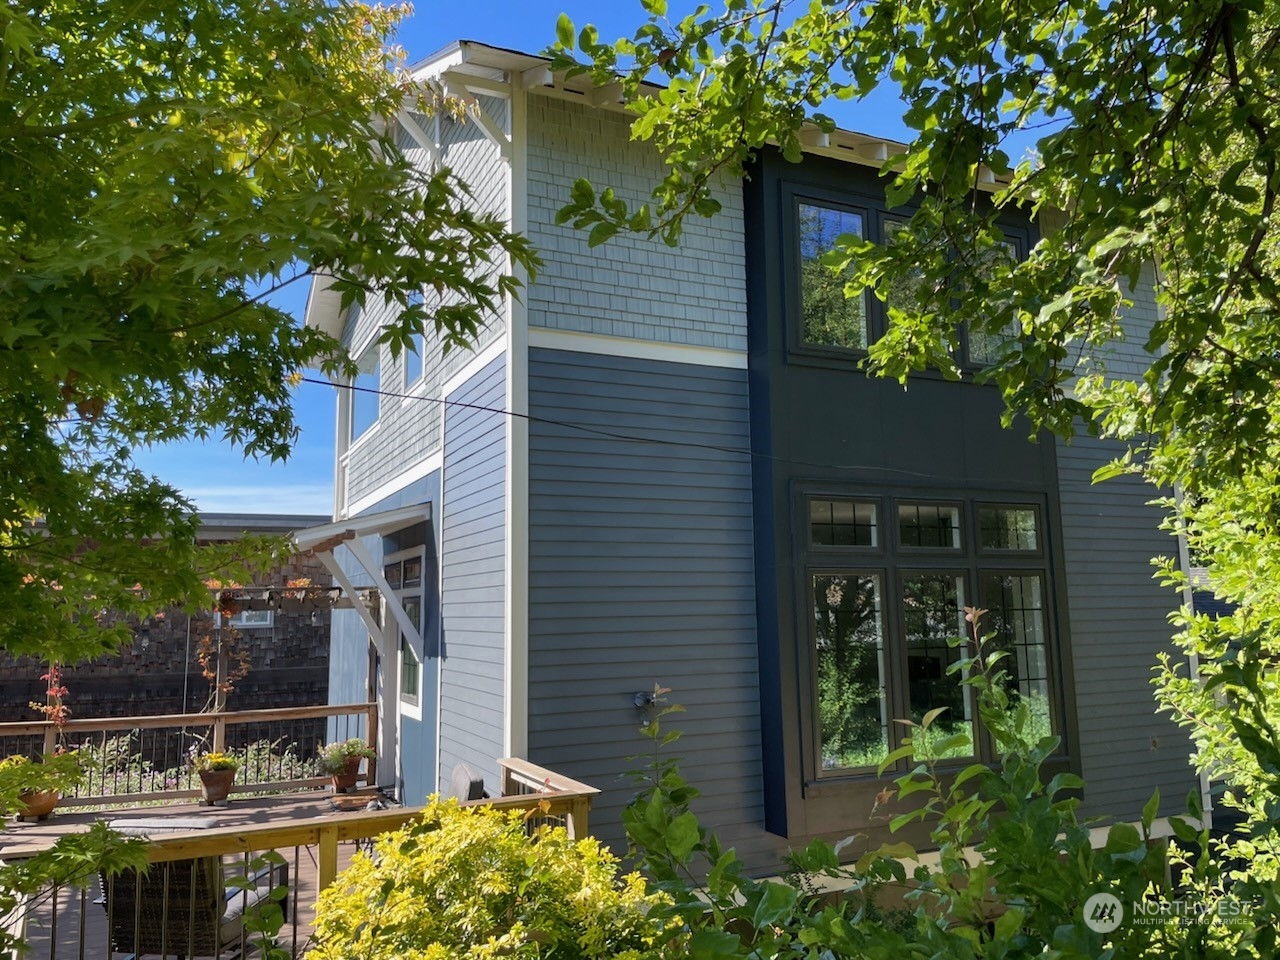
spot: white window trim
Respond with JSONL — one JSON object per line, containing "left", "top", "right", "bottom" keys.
{"left": 384, "top": 545, "right": 425, "bottom": 721}
{"left": 227, "top": 609, "right": 274, "bottom": 629}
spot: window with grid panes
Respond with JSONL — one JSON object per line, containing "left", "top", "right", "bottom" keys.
{"left": 805, "top": 494, "right": 1059, "bottom": 774}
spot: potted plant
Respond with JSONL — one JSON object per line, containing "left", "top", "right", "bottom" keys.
{"left": 192, "top": 751, "right": 239, "bottom": 805}
{"left": 0, "top": 751, "right": 84, "bottom": 820}
{"left": 317, "top": 739, "right": 374, "bottom": 793}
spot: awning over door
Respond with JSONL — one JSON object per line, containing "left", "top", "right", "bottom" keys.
{"left": 292, "top": 504, "right": 431, "bottom": 656}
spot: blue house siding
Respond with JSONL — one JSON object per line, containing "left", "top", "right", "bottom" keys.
{"left": 327, "top": 536, "right": 378, "bottom": 721}
{"left": 439, "top": 353, "right": 507, "bottom": 791}
{"left": 1055, "top": 434, "right": 1196, "bottom": 819}
{"left": 525, "top": 347, "right": 780, "bottom": 864}
{"left": 326, "top": 474, "right": 439, "bottom": 805}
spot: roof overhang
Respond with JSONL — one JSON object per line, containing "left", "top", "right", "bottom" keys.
{"left": 295, "top": 503, "right": 432, "bottom": 659}
{"left": 302, "top": 272, "right": 346, "bottom": 340}
{"left": 292, "top": 503, "right": 430, "bottom": 555}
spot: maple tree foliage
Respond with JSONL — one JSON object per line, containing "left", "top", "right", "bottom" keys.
{"left": 0, "top": 0, "right": 536, "bottom": 664}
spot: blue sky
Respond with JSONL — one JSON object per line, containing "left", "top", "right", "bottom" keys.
{"left": 133, "top": 2, "right": 918, "bottom": 517}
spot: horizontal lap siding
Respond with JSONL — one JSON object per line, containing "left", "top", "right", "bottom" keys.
{"left": 528, "top": 348, "right": 784, "bottom": 868}
{"left": 439, "top": 354, "right": 506, "bottom": 791}
{"left": 1056, "top": 433, "right": 1197, "bottom": 819}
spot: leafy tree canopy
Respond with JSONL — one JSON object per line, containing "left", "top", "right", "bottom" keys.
{"left": 552, "top": 1, "right": 1280, "bottom": 831}
{"left": 551, "top": 0, "right": 1277, "bottom": 480}
{"left": 1, "top": 0, "right": 536, "bottom": 663}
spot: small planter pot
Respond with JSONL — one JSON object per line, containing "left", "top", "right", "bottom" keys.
{"left": 16, "top": 789, "right": 59, "bottom": 821}
{"left": 330, "top": 756, "right": 362, "bottom": 794}
{"left": 198, "top": 768, "right": 236, "bottom": 806}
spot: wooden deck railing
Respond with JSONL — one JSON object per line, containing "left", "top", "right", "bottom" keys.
{"left": 12, "top": 759, "right": 600, "bottom": 959}
{"left": 141, "top": 759, "right": 601, "bottom": 899}
{"left": 0, "top": 702, "right": 378, "bottom": 808}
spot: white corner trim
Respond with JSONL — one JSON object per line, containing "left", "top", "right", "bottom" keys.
{"left": 528, "top": 327, "right": 749, "bottom": 369}
{"left": 345, "top": 451, "right": 443, "bottom": 519}
{"left": 442, "top": 338, "right": 508, "bottom": 398}
{"left": 504, "top": 79, "right": 530, "bottom": 761}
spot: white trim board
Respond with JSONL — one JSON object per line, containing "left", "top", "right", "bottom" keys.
{"left": 442, "top": 338, "right": 508, "bottom": 398}
{"left": 528, "top": 327, "right": 747, "bottom": 369}
{"left": 504, "top": 79, "right": 530, "bottom": 761}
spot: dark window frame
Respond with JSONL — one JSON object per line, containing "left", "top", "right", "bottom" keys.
{"left": 784, "top": 184, "right": 1036, "bottom": 373}
{"left": 796, "top": 485, "right": 1066, "bottom": 783}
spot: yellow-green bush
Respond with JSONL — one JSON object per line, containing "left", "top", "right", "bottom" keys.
{"left": 308, "top": 798, "right": 670, "bottom": 960}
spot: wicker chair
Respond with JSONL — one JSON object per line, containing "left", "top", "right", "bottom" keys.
{"left": 100, "top": 819, "right": 285, "bottom": 959}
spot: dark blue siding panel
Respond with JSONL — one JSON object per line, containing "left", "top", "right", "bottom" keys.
{"left": 1056, "top": 435, "right": 1197, "bottom": 819}
{"left": 526, "top": 348, "right": 782, "bottom": 866}
{"left": 439, "top": 354, "right": 507, "bottom": 791}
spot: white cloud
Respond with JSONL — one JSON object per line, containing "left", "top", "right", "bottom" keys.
{"left": 182, "top": 484, "right": 333, "bottom": 515}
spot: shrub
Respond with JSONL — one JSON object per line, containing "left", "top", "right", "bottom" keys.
{"left": 309, "top": 798, "right": 671, "bottom": 960}
{"left": 0, "top": 751, "right": 83, "bottom": 807}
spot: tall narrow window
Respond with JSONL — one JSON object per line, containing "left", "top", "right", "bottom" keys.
{"left": 981, "top": 573, "right": 1051, "bottom": 743}
{"left": 351, "top": 342, "right": 380, "bottom": 442}
{"left": 813, "top": 574, "right": 888, "bottom": 770}
{"left": 404, "top": 290, "right": 425, "bottom": 387}
{"left": 882, "top": 219, "right": 929, "bottom": 320}
{"left": 902, "top": 573, "right": 972, "bottom": 757}
{"left": 967, "top": 240, "right": 1023, "bottom": 367}
{"left": 798, "top": 202, "right": 869, "bottom": 350}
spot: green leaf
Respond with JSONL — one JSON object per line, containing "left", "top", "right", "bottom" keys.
{"left": 751, "top": 881, "right": 798, "bottom": 928}
{"left": 689, "top": 929, "right": 742, "bottom": 959}
{"left": 1141, "top": 788, "right": 1160, "bottom": 832}
{"left": 667, "top": 811, "right": 700, "bottom": 860}
{"left": 570, "top": 177, "right": 596, "bottom": 207}
{"left": 556, "top": 13, "right": 575, "bottom": 48}
{"left": 587, "top": 221, "right": 619, "bottom": 247}
{"left": 921, "top": 706, "right": 948, "bottom": 729}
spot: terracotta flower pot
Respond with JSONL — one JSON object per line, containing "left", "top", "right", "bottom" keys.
{"left": 16, "top": 789, "right": 58, "bottom": 820}
{"left": 330, "top": 755, "right": 362, "bottom": 793}
{"left": 198, "top": 767, "right": 236, "bottom": 806}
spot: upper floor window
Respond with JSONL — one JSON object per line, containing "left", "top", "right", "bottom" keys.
{"left": 350, "top": 341, "right": 380, "bottom": 442}
{"left": 404, "top": 290, "right": 425, "bottom": 388}
{"left": 798, "top": 202, "right": 869, "bottom": 350}
{"left": 792, "top": 195, "right": 1030, "bottom": 369}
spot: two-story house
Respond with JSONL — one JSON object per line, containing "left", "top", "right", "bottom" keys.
{"left": 300, "top": 40, "right": 1196, "bottom": 869}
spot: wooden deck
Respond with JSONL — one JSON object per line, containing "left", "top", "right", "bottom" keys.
{"left": 1, "top": 788, "right": 381, "bottom": 860}
{"left": 6, "top": 788, "right": 383, "bottom": 959}
{"left": 1, "top": 759, "right": 600, "bottom": 959}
